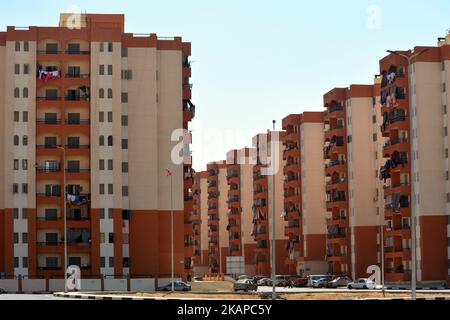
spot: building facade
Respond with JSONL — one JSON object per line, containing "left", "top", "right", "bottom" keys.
{"left": 379, "top": 38, "right": 450, "bottom": 284}
{"left": 282, "top": 112, "right": 327, "bottom": 276}
{"left": 324, "top": 85, "right": 382, "bottom": 279}
{"left": 0, "top": 13, "right": 195, "bottom": 278}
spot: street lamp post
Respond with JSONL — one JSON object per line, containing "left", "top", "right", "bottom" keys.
{"left": 57, "top": 146, "right": 68, "bottom": 293}
{"left": 166, "top": 169, "right": 175, "bottom": 292}
{"left": 386, "top": 48, "right": 429, "bottom": 300}
{"left": 271, "top": 120, "right": 276, "bottom": 301}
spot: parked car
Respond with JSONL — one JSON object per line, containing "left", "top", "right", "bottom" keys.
{"left": 347, "top": 278, "right": 376, "bottom": 290}
{"left": 234, "top": 279, "right": 258, "bottom": 292}
{"left": 0, "top": 288, "right": 5, "bottom": 294}
{"left": 309, "top": 275, "right": 333, "bottom": 288}
{"left": 257, "top": 278, "right": 272, "bottom": 286}
{"left": 289, "top": 277, "right": 308, "bottom": 287}
{"left": 157, "top": 281, "right": 192, "bottom": 291}
{"left": 307, "top": 275, "right": 331, "bottom": 287}
{"left": 327, "top": 276, "right": 353, "bottom": 288}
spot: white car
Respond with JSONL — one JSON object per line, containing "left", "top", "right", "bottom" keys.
{"left": 347, "top": 278, "right": 376, "bottom": 290}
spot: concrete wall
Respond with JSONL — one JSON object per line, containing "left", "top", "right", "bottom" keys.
{"left": 130, "top": 278, "right": 155, "bottom": 292}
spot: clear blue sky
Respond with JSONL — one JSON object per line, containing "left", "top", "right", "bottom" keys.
{"left": 1, "top": 0, "right": 449, "bottom": 171}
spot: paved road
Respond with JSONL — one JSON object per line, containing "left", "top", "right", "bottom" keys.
{"left": 256, "top": 286, "right": 450, "bottom": 293}
{"left": 0, "top": 294, "right": 76, "bottom": 300}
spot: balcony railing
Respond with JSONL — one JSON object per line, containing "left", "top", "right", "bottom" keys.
{"left": 36, "top": 193, "right": 61, "bottom": 197}
{"left": 36, "top": 119, "right": 62, "bottom": 125}
{"left": 37, "top": 96, "right": 61, "bottom": 101}
{"left": 64, "top": 119, "right": 90, "bottom": 125}
{"left": 36, "top": 167, "right": 61, "bottom": 173}
{"left": 64, "top": 95, "right": 90, "bottom": 101}
{"left": 65, "top": 73, "right": 90, "bottom": 78}
{"left": 36, "top": 241, "right": 63, "bottom": 246}
{"left": 329, "top": 104, "right": 344, "bottom": 113}
{"left": 65, "top": 144, "right": 90, "bottom": 149}
{"left": 327, "top": 234, "right": 347, "bottom": 239}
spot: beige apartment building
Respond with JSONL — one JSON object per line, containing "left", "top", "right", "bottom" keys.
{"left": 324, "top": 84, "right": 383, "bottom": 279}
{"left": 0, "top": 13, "right": 196, "bottom": 279}
{"left": 252, "top": 131, "right": 289, "bottom": 276}
{"left": 282, "top": 112, "right": 328, "bottom": 276}
{"left": 225, "top": 148, "right": 256, "bottom": 276}
{"left": 379, "top": 35, "right": 450, "bottom": 284}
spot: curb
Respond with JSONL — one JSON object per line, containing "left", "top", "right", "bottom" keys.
{"left": 54, "top": 292, "right": 146, "bottom": 300}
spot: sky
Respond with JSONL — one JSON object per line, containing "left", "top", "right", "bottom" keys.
{"left": 1, "top": 0, "right": 449, "bottom": 171}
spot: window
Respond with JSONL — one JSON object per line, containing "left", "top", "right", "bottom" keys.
{"left": 107, "top": 88, "right": 113, "bottom": 99}
{"left": 23, "top": 111, "right": 28, "bottom": 122}
{"left": 23, "top": 88, "right": 28, "bottom": 98}
{"left": 22, "top": 135, "right": 28, "bottom": 146}
{"left": 45, "top": 209, "right": 58, "bottom": 221}
{"left": 14, "top": 159, "right": 19, "bottom": 170}
{"left": 109, "top": 257, "right": 114, "bottom": 268}
{"left": 23, "top": 257, "right": 28, "bottom": 268}
{"left": 446, "top": 127, "right": 448, "bottom": 137}
{"left": 14, "top": 111, "right": 19, "bottom": 122}
{"left": 100, "top": 43, "right": 105, "bottom": 52}
{"left": 446, "top": 148, "right": 449, "bottom": 159}
{"left": 122, "top": 186, "right": 129, "bottom": 197}
{"left": 122, "top": 210, "right": 131, "bottom": 220}
{"left": 108, "top": 112, "right": 113, "bottom": 123}
{"left": 108, "top": 184, "right": 114, "bottom": 195}
{"left": 107, "top": 65, "right": 113, "bottom": 75}
{"left": 100, "top": 257, "right": 105, "bottom": 268}
{"left": 122, "top": 162, "right": 128, "bottom": 173}
{"left": 46, "top": 257, "right": 58, "bottom": 268}
{"left": 108, "top": 208, "right": 114, "bottom": 219}
{"left": 121, "top": 93, "right": 128, "bottom": 103}
{"left": 13, "top": 135, "right": 19, "bottom": 146}
{"left": 347, "top": 135, "right": 352, "bottom": 143}
{"left": 99, "top": 159, "right": 105, "bottom": 170}
{"left": 15, "top": 64, "right": 20, "bottom": 74}
{"left": 22, "top": 183, "right": 28, "bottom": 194}
{"left": 444, "top": 105, "right": 447, "bottom": 115}
{"left": 14, "top": 232, "right": 19, "bottom": 244}
{"left": 99, "top": 208, "right": 105, "bottom": 219}
{"left": 99, "top": 184, "right": 105, "bottom": 195}
{"left": 122, "top": 139, "right": 128, "bottom": 149}
{"left": 67, "top": 160, "right": 80, "bottom": 172}
{"left": 107, "top": 136, "right": 113, "bottom": 146}
{"left": 121, "top": 47, "right": 128, "bottom": 57}
{"left": 121, "top": 115, "right": 128, "bottom": 126}
{"left": 24, "top": 64, "right": 29, "bottom": 75}
{"left": 372, "top": 115, "right": 376, "bottom": 123}
{"left": 373, "top": 133, "right": 377, "bottom": 142}
{"left": 100, "top": 232, "right": 105, "bottom": 244}
{"left": 99, "top": 64, "right": 105, "bottom": 75}
{"left": 108, "top": 233, "right": 114, "bottom": 243}
{"left": 99, "top": 112, "right": 104, "bottom": 122}
{"left": 22, "top": 232, "right": 28, "bottom": 243}
{"left": 14, "top": 88, "right": 20, "bottom": 98}
{"left": 22, "top": 208, "right": 28, "bottom": 219}
{"left": 99, "top": 88, "right": 105, "bottom": 99}
{"left": 123, "top": 257, "right": 130, "bottom": 268}
{"left": 13, "top": 208, "right": 19, "bottom": 219}
{"left": 24, "top": 42, "right": 29, "bottom": 52}
{"left": 67, "top": 136, "right": 79, "bottom": 148}
{"left": 123, "top": 234, "right": 129, "bottom": 244}
{"left": 22, "top": 159, "right": 28, "bottom": 170}
{"left": 99, "top": 136, "right": 105, "bottom": 146}
{"left": 67, "top": 113, "right": 81, "bottom": 124}
{"left": 121, "top": 70, "right": 132, "bottom": 80}
{"left": 14, "top": 257, "right": 19, "bottom": 268}
{"left": 13, "top": 183, "right": 19, "bottom": 194}
{"left": 444, "top": 83, "right": 447, "bottom": 92}
{"left": 15, "top": 41, "right": 20, "bottom": 51}
{"left": 108, "top": 42, "right": 113, "bottom": 52}
{"left": 108, "top": 160, "right": 113, "bottom": 170}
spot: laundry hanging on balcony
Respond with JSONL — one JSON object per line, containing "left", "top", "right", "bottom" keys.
{"left": 39, "top": 69, "right": 61, "bottom": 81}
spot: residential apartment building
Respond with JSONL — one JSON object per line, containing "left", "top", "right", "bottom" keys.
{"left": 206, "top": 161, "right": 229, "bottom": 274}
{"left": 282, "top": 112, "right": 327, "bottom": 276}
{"left": 324, "top": 85, "right": 382, "bottom": 279}
{"left": 379, "top": 37, "right": 450, "bottom": 284}
{"left": 226, "top": 148, "right": 256, "bottom": 276}
{"left": 252, "top": 132, "right": 288, "bottom": 276}
{"left": 0, "top": 13, "right": 195, "bottom": 278}
{"left": 191, "top": 171, "right": 208, "bottom": 274}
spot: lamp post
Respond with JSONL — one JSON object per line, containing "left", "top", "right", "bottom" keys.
{"left": 57, "top": 146, "right": 68, "bottom": 293}
{"left": 386, "top": 48, "right": 429, "bottom": 300}
{"left": 166, "top": 169, "right": 175, "bottom": 292}
{"left": 271, "top": 120, "right": 276, "bottom": 301}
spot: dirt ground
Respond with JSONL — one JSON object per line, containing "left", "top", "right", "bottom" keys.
{"left": 134, "top": 291, "right": 450, "bottom": 300}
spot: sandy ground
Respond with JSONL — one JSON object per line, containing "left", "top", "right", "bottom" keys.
{"left": 133, "top": 291, "right": 450, "bottom": 300}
